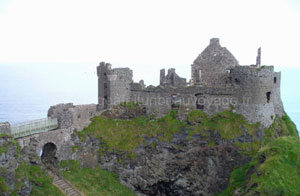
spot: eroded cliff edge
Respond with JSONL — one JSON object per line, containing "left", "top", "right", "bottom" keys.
{"left": 1, "top": 105, "right": 299, "bottom": 196}
{"left": 68, "top": 105, "right": 299, "bottom": 196}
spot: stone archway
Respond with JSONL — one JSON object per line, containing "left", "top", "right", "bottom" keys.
{"left": 41, "top": 142, "right": 58, "bottom": 168}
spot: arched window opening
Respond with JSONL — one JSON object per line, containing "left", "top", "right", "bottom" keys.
{"left": 195, "top": 94, "right": 205, "bottom": 110}
{"left": 266, "top": 92, "right": 271, "bottom": 103}
{"left": 171, "top": 94, "right": 180, "bottom": 109}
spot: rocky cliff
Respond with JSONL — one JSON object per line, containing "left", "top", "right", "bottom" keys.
{"left": 69, "top": 109, "right": 299, "bottom": 196}
{"left": 0, "top": 134, "right": 65, "bottom": 196}
{"left": 1, "top": 108, "right": 299, "bottom": 196}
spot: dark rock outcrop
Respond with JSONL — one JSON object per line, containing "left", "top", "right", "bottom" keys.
{"left": 71, "top": 130, "right": 251, "bottom": 196}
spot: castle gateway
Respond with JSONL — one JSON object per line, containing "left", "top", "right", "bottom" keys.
{"left": 97, "top": 38, "right": 284, "bottom": 128}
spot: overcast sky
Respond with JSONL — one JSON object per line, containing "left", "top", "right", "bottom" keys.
{"left": 0, "top": 0, "right": 299, "bottom": 84}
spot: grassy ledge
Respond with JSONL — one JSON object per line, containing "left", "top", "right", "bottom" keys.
{"left": 60, "top": 160, "right": 136, "bottom": 196}
{"left": 217, "top": 113, "right": 299, "bottom": 196}
{"left": 14, "top": 162, "right": 64, "bottom": 196}
{"left": 77, "top": 110, "right": 184, "bottom": 155}
{"left": 218, "top": 136, "right": 300, "bottom": 196}
{"left": 77, "top": 109, "right": 265, "bottom": 156}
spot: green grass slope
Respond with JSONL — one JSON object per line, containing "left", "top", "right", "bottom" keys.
{"left": 76, "top": 109, "right": 299, "bottom": 196}
{"left": 77, "top": 110, "right": 263, "bottom": 156}
{"left": 218, "top": 114, "right": 299, "bottom": 196}
{"left": 218, "top": 137, "right": 300, "bottom": 196}
{"left": 60, "top": 160, "right": 136, "bottom": 196}
{"left": 14, "top": 162, "right": 64, "bottom": 196}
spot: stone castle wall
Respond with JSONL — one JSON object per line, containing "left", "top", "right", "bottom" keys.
{"left": 273, "top": 72, "right": 285, "bottom": 117}
{"left": 97, "top": 62, "right": 132, "bottom": 109}
{"left": 191, "top": 38, "right": 239, "bottom": 87}
{"left": 0, "top": 122, "right": 11, "bottom": 134}
{"left": 48, "top": 103, "right": 74, "bottom": 129}
{"left": 231, "top": 66, "right": 279, "bottom": 127}
{"left": 48, "top": 103, "right": 98, "bottom": 131}
{"left": 97, "top": 38, "right": 285, "bottom": 128}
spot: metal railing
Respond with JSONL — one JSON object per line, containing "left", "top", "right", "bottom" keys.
{"left": 11, "top": 118, "right": 58, "bottom": 139}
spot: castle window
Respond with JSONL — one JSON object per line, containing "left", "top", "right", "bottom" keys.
{"left": 198, "top": 70, "right": 202, "bottom": 81}
{"left": 171, "top": 94, "right": 180, "bottom": 109}
{"left": 196, "top": 104, "right": 204, "bottom": 110}
{"left": 274, "top": 77, "right": 277, "bottom": 83}
{"left": 234, "top": 78, "right": 240, "bottom": 84}
{"left": 266, "top": 92, "right": 271, "bottom": 103}
{"left": 226, "top": 69, "right": 231, "bottom": 76}
{"left": 104, "top": 83, "right": 107, "bottom": 89}
{"left": 196, "top": 95, "right": 205, "bottom": 110}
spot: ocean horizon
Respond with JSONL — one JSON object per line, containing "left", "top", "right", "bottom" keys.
{"left": 0, "top": 63, "right": 299, "bottom": 132}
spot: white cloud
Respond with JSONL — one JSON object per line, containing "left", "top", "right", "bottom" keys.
{"left": 0, "top": 0, "right": 299, "bottom": 84}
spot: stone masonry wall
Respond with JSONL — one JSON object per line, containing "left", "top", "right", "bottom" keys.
{"left": 191, "top": 38, "right": 239, "bottom": 86}
{"left": 130, "top": 90, "right": 173, "bottom": 118}
{"left": 48, "top": 103, "right": 98, "bottom": 131}
{"left": 108, "top": 68, "right": 132, "bottom": 106}
{"left": 97, "top": 62, "right": 132, "bottom": 109}
{"left": 231, "top": 66, "right": 277, "bottom": 127}
{"left": 48, "top": 103, "right": 74, "bottom": 129}
{"left": 17, "top": 128, "right": 74, "bottom": 161}
{"left": 273, "top": 72, "right": 285, "bottom": 117}
{"left": 68, "top": 104, "right": 98, "bottom": 131}
{"left": 0, "top": 122, "right": 11, "bottom": 134}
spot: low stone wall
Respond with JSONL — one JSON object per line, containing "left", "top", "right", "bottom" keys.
{"left": 48, "top": 103, "right": 74, "bottom": 129}
{"left": 69, "top": 104, "right": 98, "bottom": 131}
{"left": 48, "top": 103, "right": 98, "bottom": 131}
{"left": 0, "top": 122, "right": 11, "bottom": 134}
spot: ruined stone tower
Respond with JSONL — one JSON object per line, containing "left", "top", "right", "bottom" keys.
{"left": 160, "top": 68, "right": 186, "bottom": 87}
{"left": 97, "top": 62, "right": 132, "bottom": 109}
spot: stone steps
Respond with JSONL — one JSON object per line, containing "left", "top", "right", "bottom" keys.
{"left": 48, "top": 170, "right": 85, "bottom": 196}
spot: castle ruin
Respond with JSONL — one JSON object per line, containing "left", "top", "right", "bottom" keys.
{"left": 97, "top": 38, "right": 284, "bottom": 128}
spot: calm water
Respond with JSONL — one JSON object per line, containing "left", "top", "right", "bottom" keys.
{"left": 0, "top": 63, "right": 299, "bottom": 132}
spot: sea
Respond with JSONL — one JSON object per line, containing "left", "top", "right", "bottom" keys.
{"left": 0, "top": 63, "right": 299, "bottom": 132}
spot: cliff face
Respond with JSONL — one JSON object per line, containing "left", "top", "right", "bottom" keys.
{"left": 69, "top": 109, "right": 299, "bottom": 196}
{"left": 0, "top": 134, "right": 31, "bottom": 196}
{"left": 72, "top": 132, "right": 250, "bottom": 196}
{"left": 1, "top": 108, "right": 298, "bottom": 196}
{"left": 0, "top": 135, "right": 65, "bottom": 196}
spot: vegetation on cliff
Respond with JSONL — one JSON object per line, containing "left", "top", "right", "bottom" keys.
{"left": 75, "top": 109, "right": 299, "bottom": 195}
{"left": 77, "top": 110, "right": 184, "bottom": 155}
{"left": 14, "top": 162, "right": 64, "bottom": 196}
{"left": 1, "top": 108, "right": 298, "bottom": 196}
{"left": 60, "top": 160, "right": 136, "bottom": 196}
{"left": 218, "top": 114, "right": 299, "bottom": 196}
{"left": 0, "top": 134, "right": 64, "bottom": 196}
{"left": 218, "top": 136, "right": 300, "bottom": 196}
{"left": 77, "top": 109, "right": 265, "bottom": 156}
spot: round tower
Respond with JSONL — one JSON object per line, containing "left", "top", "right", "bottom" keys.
{"left": 231, "top": 66, "right": 277, "bottom": 127}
